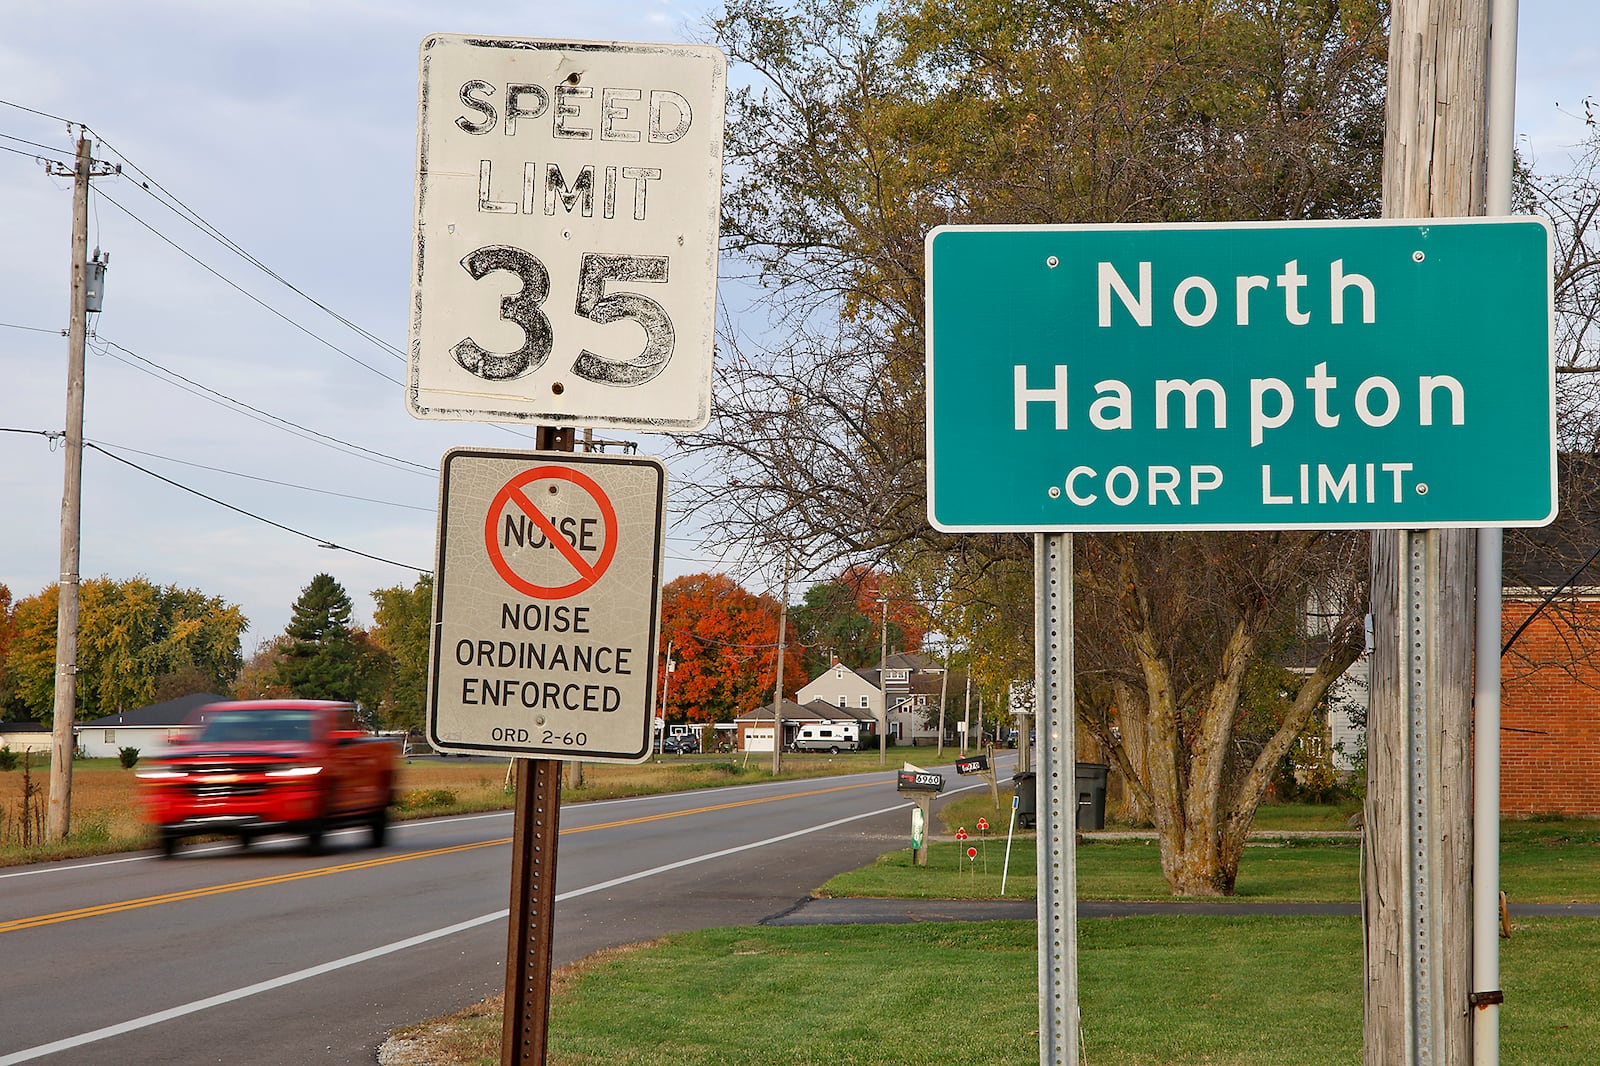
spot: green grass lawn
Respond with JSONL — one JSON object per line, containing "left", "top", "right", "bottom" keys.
{"left": 822, "top": 827, "right": 1600, "bottom": 904}
{"left": 401, "top": 915, "right": 1600, "bottom": 1065}
{"left": 915, "top": 793, "right": 1600, "bottom": 902}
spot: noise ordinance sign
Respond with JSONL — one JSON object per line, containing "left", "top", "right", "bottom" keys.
{"left": 427, "top": 448, "right": 665, "bottom": 762}
{"left": 926, "top": 217, "right": 1557, "bottom": 532}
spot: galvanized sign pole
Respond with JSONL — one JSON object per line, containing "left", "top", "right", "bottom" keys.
{"left": 1034, "top": 532, "right": 1076, "bottom": 1065}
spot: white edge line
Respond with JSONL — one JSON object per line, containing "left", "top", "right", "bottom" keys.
{"left": 0, "top": 798, "right": 916, "bottom": 1064}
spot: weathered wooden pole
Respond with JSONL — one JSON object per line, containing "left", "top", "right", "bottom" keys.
{"left": 1364, "top": 3, "right": 1489, "bottom": 1063}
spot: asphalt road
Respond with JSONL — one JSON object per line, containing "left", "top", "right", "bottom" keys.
{"left": 0, "top": 756, "right": 1009, "bottom": 1065}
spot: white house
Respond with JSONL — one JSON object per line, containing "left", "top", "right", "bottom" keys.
{"left": 75, "top": 692, "right": 226, "bottom": 759}
{"left": 0, "top": 720, "right": 51, "bottom": 756}
{"left": 796, "top": 662, "right": 882, "bottom": 725}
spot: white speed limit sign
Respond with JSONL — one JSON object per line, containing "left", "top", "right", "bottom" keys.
{"left": 408, "top": 35, "right": 725, "bottom": 431}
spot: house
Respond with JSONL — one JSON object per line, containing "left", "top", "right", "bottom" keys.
{"left": 796, "top": 662, "right": 881, "bottom": 727}
{"left": 861, "top": 652, "right": 949, "bottom": 746}
{"left": 0, "top": 720, "right": 52, "bottom": 756}
{"left": 733, "top": 698, "right": 822, "bottom": 752}
{"left": 733, "top": 696, "right": 878, "bottom": 752}
{"left": 75, "top": 692, "right": 227, "bottom": 759}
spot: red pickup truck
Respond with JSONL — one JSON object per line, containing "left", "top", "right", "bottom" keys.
{"left": 138, "top": 700, "right": 400, "bottom": 857}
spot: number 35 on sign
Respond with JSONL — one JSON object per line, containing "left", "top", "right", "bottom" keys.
{"left": 408, "top": 35, "right": 725, "bottom": 432}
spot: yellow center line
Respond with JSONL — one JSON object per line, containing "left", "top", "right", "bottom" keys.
{"left": 0, "top": 777, "right": 886, "bottom": 934}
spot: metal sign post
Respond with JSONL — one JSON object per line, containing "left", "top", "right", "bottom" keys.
{"left": 1035, "top": 532, "right": 1077, "bottom": 1064}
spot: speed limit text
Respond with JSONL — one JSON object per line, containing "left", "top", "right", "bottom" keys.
{"left": 455, "top": 80, "right": 695, "bottom": 223}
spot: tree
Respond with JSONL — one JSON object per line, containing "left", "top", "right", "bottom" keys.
{"left": 270, "top": 574, "right": 369, "bottom": 704}
{"left": 659, "top": 573, "right": 805, "bottom": 723}
{"left": 235, "top": 636, "right": 294, "bottom": 701}
{"left": 683, "top": 0, "right": 1387, "bottom": 894}
{"left": 1520, "top": 117, "right": 1600, "bottom": 450}
{"left": 2, "top": 577, "right": 246, "bottom": 723}
{"left": 789, "top": 565, "right": 929, "bottom": 674}
{"left": 0, "top": 583, "right": 18, "bottom": 719}
{"left": 370, "top": 575, "right": 434, "bottom": 733}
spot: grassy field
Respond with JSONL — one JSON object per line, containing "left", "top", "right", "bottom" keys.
{"left": 390, "top": 915, "right": 1600, "bottom": 1066}
{"left": 925, "top": 788, "right": 1600, "bottom": 904}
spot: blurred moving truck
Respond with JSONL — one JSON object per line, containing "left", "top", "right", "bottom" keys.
{"left": 138, "top": 700, "right": 399, "bottom": 857}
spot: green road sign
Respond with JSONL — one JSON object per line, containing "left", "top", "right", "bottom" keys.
{"left": 925, "top": 218, "right": 1555, "bottom": 531}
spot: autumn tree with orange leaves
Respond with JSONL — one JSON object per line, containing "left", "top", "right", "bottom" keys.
{"left": 658, "top": 574, "right": 806, "bottom": 724}
{"left": 790, "top": 565, "right": 929, "bottom": 677}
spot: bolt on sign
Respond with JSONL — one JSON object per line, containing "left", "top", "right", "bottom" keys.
{"left": 926, "top": 218, "right": 1556, "bottom": 532}
{"left": 408, "top": 35, "right": 725, "bottom": 431}
{"left": 427, "top": 448, "right": 666, "bottom": 762}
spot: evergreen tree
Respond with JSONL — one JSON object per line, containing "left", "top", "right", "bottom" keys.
{"left": 272, "top": 573, "right": 360, "bottom": 702}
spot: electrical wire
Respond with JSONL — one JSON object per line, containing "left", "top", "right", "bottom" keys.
{"left": 91, "top": 129, "right": 406, "bottom": 363}
{"left": 90, "top": 335, "right": 433, "bottom": 475}
{"left": 0, "top": 130, "right": 73, "bottom": 155}
{"left": 92, "top": 188, "right": 401, "bottom": 383}
{"left": 85, "top": 441, "right": 431, "bottom": 575}
{"left": 90, "top": 439, "right": 435, "bottom": 512}
{"left": 0, "top": 140, "right": 69, "bottom": 164}
{"left": 0, "top": 98, "right": 74, "bottom": 125}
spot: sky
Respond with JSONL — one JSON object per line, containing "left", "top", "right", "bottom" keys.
{"left": 1, "top": 1, "right": 1597, "bottom": 652}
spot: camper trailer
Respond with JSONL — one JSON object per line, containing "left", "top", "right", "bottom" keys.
{"left": 792, "top": 722, "right": 864, "bottom": 753}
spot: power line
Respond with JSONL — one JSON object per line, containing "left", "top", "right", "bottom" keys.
{"left": 86, "top": 442, "right": 431, "bottom": 575}
{"left": 92, "top": 188, "right": 401, "bottom": 383}
{"left": 92, "top": 129, "right": 407, "bottom": 363}
{"left": 0, "top": 129, "right": 73, "bottom": 155}
{"left": 91, "top": 335, "right": 433, "bottom": 475}
{"left": 90, "top": 438, "right": 435, "bottom": 512}
{"left": 0, "top": 140, "right": 71, "bottom": 165}
{"left": 0, "top": 97, "right": 74, "bottom": 125}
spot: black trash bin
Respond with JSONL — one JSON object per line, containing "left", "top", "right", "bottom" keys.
{"left": 1075, "top": 762, "right": 1109, "bottom": 831}
{"left": 1011, "top": 771, "right": 1037, "bottom": 829}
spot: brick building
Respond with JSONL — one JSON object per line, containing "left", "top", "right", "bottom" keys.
{"left": 1500, "top": 454, "right": 1600, "bottom": 817}
{"left": 1499, "top": 600, "right": 1600, "bottom": 816}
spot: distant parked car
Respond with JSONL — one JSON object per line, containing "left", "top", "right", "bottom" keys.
{"left": 659, "top": 733, "right": 699, "bottom": 754}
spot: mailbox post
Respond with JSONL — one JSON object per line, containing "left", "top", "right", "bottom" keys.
{"left": 897, "top": 768, "right": 945, "bottom": 867}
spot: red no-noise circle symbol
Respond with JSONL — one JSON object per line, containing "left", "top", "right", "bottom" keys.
{"left": 484, "top": 465, "right": 619, "bottom": 599}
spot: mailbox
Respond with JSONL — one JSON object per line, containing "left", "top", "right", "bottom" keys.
{"left": 896, "top": 769, "right": 945, "bottom": 792}
{"left": 955, "top": 754, "right": 990, "bottom": 775}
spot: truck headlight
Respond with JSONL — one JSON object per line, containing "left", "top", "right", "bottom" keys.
{"left": 264, "top": 765, "right": 324, "bottom": 778}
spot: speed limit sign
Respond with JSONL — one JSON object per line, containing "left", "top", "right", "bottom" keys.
{"left": 408, "top": 35, "right": 725, "bottom": 431}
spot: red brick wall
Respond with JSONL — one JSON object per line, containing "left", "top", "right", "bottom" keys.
{"left": 1499, "top": 602, "right": 1600, "bottom": 817}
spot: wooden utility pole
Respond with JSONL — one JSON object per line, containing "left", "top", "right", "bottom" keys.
{"left": 771, "top": 559, "right": 788, "bottom": 776}
{"left": 46, "top": 134, "right": 94, "bottom": 842}
{"left": 878, "top": 594, "right": 889, "bottom": 764}
{"left": 1364, "top": 3, "right": 1488, "bottom": 1062}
